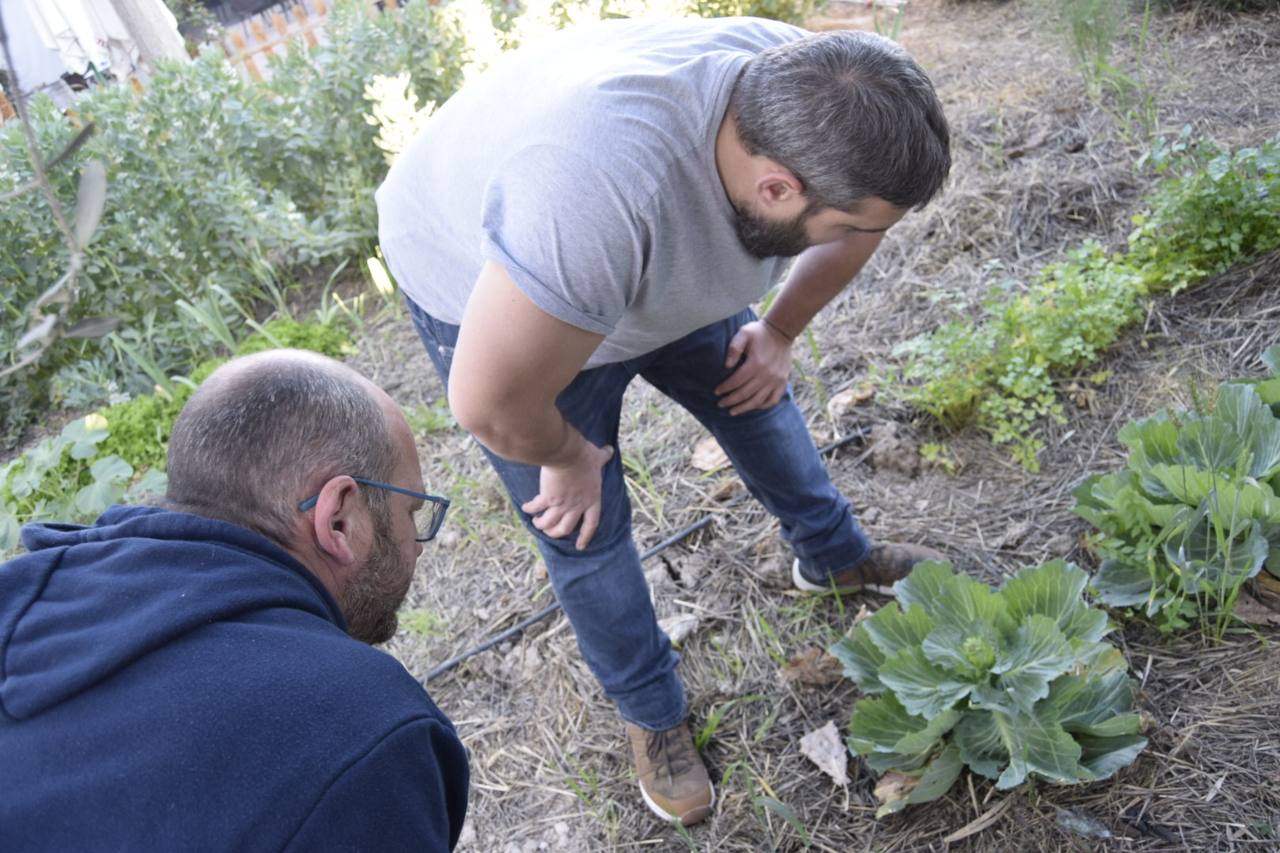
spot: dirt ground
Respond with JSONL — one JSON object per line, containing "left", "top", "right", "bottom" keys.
{"left": 348, "top": 2, "right": 1280, "bottom": 850}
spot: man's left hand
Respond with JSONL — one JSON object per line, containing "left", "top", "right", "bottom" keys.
{"left": 714, "top": 320, "right": 793, "bottom": 415}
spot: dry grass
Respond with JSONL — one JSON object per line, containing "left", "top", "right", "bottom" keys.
{"left": 348, "top": 1, "right": 1280, "bottom": 849}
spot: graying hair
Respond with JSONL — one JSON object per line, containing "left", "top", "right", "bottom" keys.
{"left": 164, "top": 350, "right": 398, "bottom": 545}
{"left": 731, "top": 30, "right": 951, "bottom": 211}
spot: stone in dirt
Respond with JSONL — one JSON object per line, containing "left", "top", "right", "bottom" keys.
{"left": 658, "top": 613, "right": 700, "bottom": 647}
{"left": 868, "top": 422, "right": 920, "bottom": 477}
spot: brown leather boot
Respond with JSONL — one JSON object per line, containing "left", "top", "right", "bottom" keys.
{"left": 792, "top": 542, "right": 946, "bottom": 596}
{"left": 625, "top": 722, "right": 714, "bottom": 826}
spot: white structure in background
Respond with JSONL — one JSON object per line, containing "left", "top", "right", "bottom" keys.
{"left": 0, "top": 0, "right": 179, "bottom": 105}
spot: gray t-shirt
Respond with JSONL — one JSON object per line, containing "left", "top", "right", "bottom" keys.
{"left": 376, "top": 16, "right": 804, "bottom": 368}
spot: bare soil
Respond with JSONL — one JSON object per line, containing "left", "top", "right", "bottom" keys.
{"left": 351, "top": 2, "right": 1280, "bottom": 849}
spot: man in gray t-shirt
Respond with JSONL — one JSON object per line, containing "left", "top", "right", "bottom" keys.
{"left": 377, "top": 16, "right": 950, "bottom": 827}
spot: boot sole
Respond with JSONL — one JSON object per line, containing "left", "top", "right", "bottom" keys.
{"left": 791, "top": 558, "right": 898, "bottom": 597}
{"left": 639, "top": 780, "right": 715, "bottom": 827}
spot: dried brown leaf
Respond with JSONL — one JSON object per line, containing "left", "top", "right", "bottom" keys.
{"left": 780, "top": 646, "right": 843, "bottom": 688}
{"left": 799, "top": 721, "right": 849, "bottom": 786}
{"left": 690, "top": 435, "right": 729, "bottom": 472}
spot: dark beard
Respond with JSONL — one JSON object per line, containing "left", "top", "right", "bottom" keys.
{"left": 731, "top": 201, "right": 812, "bottom": 259}
{"left": 340, "top": 502, "right": 413, "bottom": 645}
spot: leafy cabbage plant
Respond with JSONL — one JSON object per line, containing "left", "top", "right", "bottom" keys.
{"left": 1073, "top": 346, "right": 1280, "bottom": 632}
{"left": 830, "top": 560, "right": 1146, "bottom": 816}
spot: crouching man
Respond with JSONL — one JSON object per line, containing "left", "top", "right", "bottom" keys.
{"left": 0, "top": 350, "right": 468, "bottom": 851}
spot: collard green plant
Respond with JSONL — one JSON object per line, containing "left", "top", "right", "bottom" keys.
{"left": 1073, "top": 347, "right": 1280, "bottom": 633}
{"left": 830, "top": 561, "right": 1145, "bottom": 816}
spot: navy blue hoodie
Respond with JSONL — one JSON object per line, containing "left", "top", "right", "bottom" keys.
{"left": 0, "top": 506, "right": 468, "bottom": 851}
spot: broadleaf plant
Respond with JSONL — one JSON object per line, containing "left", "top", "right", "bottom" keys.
{"left": 830, "top": 560, "right": 1145, "bottom": 816}
{"left": 1073, "top": 346, "right": 1280, "bottom": 634}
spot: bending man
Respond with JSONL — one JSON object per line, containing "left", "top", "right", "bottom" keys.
{"left": 377, "top": 18, "right": 950, "bottom": 826}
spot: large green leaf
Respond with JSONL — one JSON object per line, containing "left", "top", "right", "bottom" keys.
{"left": 61, "top": 414, "right": 110, "bottom": 461}
{"left": 897, "top": 561, "right": 1014, "bottom": 636}
{"left": 873, "top": 744, "right": 964, "bottom": 817}
{"left": 848, "top": 693, "right": 929, "bottom": 755}
{"left": 1001, "top": 560, "right": 1109, "bottom": 644}
{"left": 952, "top": 709, "right": 1005, "bottom": 780}
{"left": 894, "top": 708, "right": 961, "bottom": 756}
{"left": 1263, "top": 344, "right": 1280, "bottom": 377}
{"left": 862, "top": 602, "right": 935, "bottom": 659}
{"left": 906, "top": 743, "right": 964, "bottom": 806}
{"left": 1119, "top": 413, "right": 1181, "bottom": 469}
{"left": 1146, "top": 465, "right": 1280, "bottom": 522}
{"left": 921, "top": 623, "right": 1001, "bottom": 679}
{"left": 1092, "top": 558, "right": 1155, "bottom": 608}
{"left": 1211, "top": 383, "right": 1280, "bottom": 479}
{"left": 994, "top": 713, "right": 1086, "bottom": 789}
{"left": 1042, "top": 669, "right": 1139, "bottom": 735}
{"left": 879, "top": 646, "right": 975, "bottom": 720}
{"left": 989, "top": 615, "right": 1077, "bottom": 713}
{"left": 830, "top": 627, "right": 886, "bottom": 694}
{"left": 1077, "top": 733, "right": 1148, "bottom": 780}
{"left": 1162, "top": 506, "right": 1268, "bottom": 589}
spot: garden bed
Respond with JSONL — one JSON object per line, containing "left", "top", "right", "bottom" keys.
{"left": 359, "top": 2, "right": 1280, "bottom": 849}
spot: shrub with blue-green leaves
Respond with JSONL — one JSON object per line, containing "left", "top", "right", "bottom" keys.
{"left": 830, "top": 561, "right": 1146, "bottom": 816}
{"left": 0, "top": 1, "right": 468, "bottom": 447}
{"left": 1074, "top": 346, "right": 1280, "bottom": 633}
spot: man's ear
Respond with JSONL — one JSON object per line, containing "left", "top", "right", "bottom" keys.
{"left": 756, "top": 167, "right": 804, "bottom": 210}
{"left": 309, "top": 476, "right": 363, "bottom": 566}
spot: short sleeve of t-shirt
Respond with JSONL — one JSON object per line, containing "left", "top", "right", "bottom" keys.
{"left": 481, "top": 144, "right": 650, "bottom": 336}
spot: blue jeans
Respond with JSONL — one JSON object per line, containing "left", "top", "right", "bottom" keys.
{"left": 408, "top": 299, "right": 870, "bottom": 730}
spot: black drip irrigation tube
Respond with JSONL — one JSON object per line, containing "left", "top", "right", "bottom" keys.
{"left": 423, "top": 425, "right": 873, "bottom": 683}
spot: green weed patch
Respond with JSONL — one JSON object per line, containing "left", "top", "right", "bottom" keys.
{"left": 894, "top": 133, "right": 1280, "bottom": 469}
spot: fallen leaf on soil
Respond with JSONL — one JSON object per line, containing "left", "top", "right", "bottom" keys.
{"left": 826, "top": 384, "right": 875, "bottom": 422}
{"left": 873, "top": 771, "right": 918, "bottom": 808}
{"left": 690, "top": 435, "right": 730, "bottom": 471}
{"left": 710, "top": 478, "right": 744, "bottom": 502}
{"left": 780, "top": 646, "right": 844, "bottom": 688}
{"left": 799, "top": 721, "right": 849, "bottom": 786}
{"left": 658, "top": 613, "right": 700, "bottom": 647}
{"left": 1054, "top": 806, "right": 1112, "bottom": 839}
{"left": 1232, "top": 591, "right": 1280, "bottom": 626}
{"left": 994, "top": 519, "right": 1032, "bottom": 550}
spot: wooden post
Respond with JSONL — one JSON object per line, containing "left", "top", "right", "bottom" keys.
{"left": 227, "top": 31, "right": 263, "bottom": 81}
{"left": 0, "top": 88, "right": 15, "bottom": 123}
{"left": 250, "top": 19, "right": 273, "bottom": 56}
{"left": 272, "top": 11, "right": 288, "bottom": 38}
{"left": 293, "top": 7, "right": 319, "bottom": 47}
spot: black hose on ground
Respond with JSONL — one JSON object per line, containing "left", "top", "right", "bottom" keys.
{"left": 423, "top": 426, "right": 872, "bottom": 683}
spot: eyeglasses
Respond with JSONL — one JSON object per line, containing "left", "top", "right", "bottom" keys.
{"left": 298, "top": 477, "right": 451, "bottom": 543}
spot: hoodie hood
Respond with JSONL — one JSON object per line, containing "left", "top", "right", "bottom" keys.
{"left": 0, "top": 505, "right": 344, "bottom": 721}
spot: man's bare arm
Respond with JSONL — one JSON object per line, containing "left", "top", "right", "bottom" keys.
{"left": 449, "top": 261, "right": 612, "bottom": 549}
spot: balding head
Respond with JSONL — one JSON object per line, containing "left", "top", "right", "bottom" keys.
{"left": 165, "top": 350, "right": 400, "bottom": 547}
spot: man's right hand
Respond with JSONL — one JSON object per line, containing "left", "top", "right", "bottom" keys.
{"left": 521, "top": 440, "right": 615, "bottom": 550}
